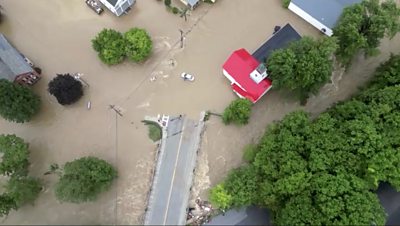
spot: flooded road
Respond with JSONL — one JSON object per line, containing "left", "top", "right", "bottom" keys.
{"left": 0, "top": 0, "right": 399, "bottom": 224}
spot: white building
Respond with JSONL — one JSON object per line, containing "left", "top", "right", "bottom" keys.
{"left": 99, "top": 0, "right": 135, "bottom": 16}
{"left": 180, "top": 0, "right": 216, "bottom": 10}
{"left": 288, "top": 0, "right": 361, "bottom": 36}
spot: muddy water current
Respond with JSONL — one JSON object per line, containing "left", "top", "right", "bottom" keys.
{"left": 0, "top": 0, "right": 399, "bottom": 224}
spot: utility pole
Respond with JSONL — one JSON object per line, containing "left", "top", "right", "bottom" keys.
{"left": 109, "top": 105, "right": 123, "bottom": 117}
{"left": 179, "top": 29, "right": 184, "bottom": 48}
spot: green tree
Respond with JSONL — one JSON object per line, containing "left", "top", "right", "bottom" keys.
{"left": 124, "top": 28, "right": 152, "bottom": 62}
{"left": 0, "top": 134, "right": 29, "bottom": 176}
{"left": 334, "top": 0, "right": 400, "bottom": 66}
{"left": 5, "top": 176, "right": 42, "bottom": 208}
{"left": 0, "top": 194, "right": 17, "bottom": 217}
{"left": 0, "top": 79, "right": 40, "bottom": 123}
{"left": 223, "top": 166, "right": 260, "bottom": 207}
{"left": 222, "top": 99, "right": 252, "bottom": 125}
{"left": 92, "top": 28, "right": 126, "bottom": 65}
{"left": 209, "top": 184, "right": 232, "bottom": 210}
{"left": 267, "top": 36, "right": 338, "bottom": 102}
{"left": 211, "top": 54, "right": 400, "bottom": 226}
{"left": 55, "top": 156, "right": 117, "bottom": 203}
{"left": 48, "top": 74, "right": 84, "bottom": 105}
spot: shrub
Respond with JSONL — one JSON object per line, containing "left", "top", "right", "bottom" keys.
{"left": 124, "top": 28, "right": 152, "bottom": 62}
{"left": 282, "top": 0, "right": 290, "bottom": 8}
{"left": 243, "top": 144, "right": 257, "bottom": 163}
{"left": 164, "top": 0, "right": 171, "bottom": 7}
{"left": 172, "top": 7, "right": 180, "bottom": 14}
{"left": 222, "top": 99, "right": 252, "bottom": 125}
{"left": 0, "top": 79, "right": 40, "bottom": 123}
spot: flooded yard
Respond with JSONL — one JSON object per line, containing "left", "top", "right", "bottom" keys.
{"left": 0, "top": 0, "right": 399, "bottom": 224}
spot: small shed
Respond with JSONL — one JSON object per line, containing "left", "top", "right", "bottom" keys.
{"left": 288, "top": 0, "right": 361, "bottom": 36}
{"left": 99, "top": 0, "right": 135, "bottom": 16}
{"left": 0, "top": 34, "right": 40, "bottom": 86}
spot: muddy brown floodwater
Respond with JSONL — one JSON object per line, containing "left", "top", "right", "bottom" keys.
{"left": 0, "top": 0, "right": 399, "bottom": 224}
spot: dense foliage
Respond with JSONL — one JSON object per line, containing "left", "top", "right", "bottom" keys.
{"left": 55, "top": 156, "right": 117, "bottom": 203}
{"left": 334, "top": 0, "right": 400, "bottom": 67}
{"left": 0, "top": 79, "right": 40, "bottom": 123}
{"left": 124, "top": 28, "right": 152, "bottom": 62}
{"left": 0, "top": 134, "right": 29, "bottom": 176}
{"left": 48, "top": 74, "right": 84, "bottom": 105}
{"left": 222, "top": 99, "right": 252, "bottom": 125}
{"left": 267, "top": 36, "right": 337, "bottom": 102}
{"left": 92, "top": 28, "right": 126, "bottom": 65}
{"left": 0, "top": 194, "right": 17, "bottom": 217}
{"left": 0, "top": 135, "right": 42, "bottom": 216}
{"left": 211, "top": 54, "right": 400, "bottom": 225}
{"left": 92, "top": 28, "right": 153, "bottom": 65}
{"left": 5, "top": 176, "right": 42, "bottom": 208}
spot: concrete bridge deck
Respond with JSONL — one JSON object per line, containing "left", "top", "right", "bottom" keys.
{"left": 144, "top": 113, "right": 205, "bottom": 225}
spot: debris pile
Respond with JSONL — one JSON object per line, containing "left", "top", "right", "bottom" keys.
{"left": 187, "top": 198, "right": 214, "bottom": 225}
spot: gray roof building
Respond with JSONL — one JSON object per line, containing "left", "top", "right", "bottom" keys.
{"left": 0, "top": 34, "right": 34, "bottom": 82}
{"left": 289, "top": 0, "right": 362, "bottom": 36}
{"left": 99, "top": 0, "right": 135, "bottom": 16}
{"left": 180, "top": 0, "right": 200, "bottom": 9}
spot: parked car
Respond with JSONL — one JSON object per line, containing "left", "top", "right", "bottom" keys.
{"left": 86, "top": 0, "right": 104, "bottom": 15}
{"left": 181, "top": 72, "right": 195, "bottom": 82}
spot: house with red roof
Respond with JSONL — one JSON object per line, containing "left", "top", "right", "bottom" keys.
{"left": 222, "top": 24, "right": 301, "bottom": 103}
{"left": 223, "top": 49, "right": 272, "bottom": 103}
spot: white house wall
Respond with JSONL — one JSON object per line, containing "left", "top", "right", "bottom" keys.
{"left": 288, "top": 2, "right": 333, "bottom": 36}
{"left": 99, "top": 0, "right": 117, "bottom": 14}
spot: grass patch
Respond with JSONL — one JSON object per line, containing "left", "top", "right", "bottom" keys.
{"left": 142, "top": 120, "right": 162, "bottom": 142}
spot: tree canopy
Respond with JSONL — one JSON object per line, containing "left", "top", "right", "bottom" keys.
{"left": 267, "top": 36, "right": 338, "bottom": 102}
{"left": 0, "top": 79, "right": 40, "bottom": 123}
{"left": 124, "top": 28, "right": 152, "bottom": 62}
{"left": 92, "top": 28, "right": 126, "bottom": 65}
{"left": 55, "top": 156, "right": 117, "bottom": 203}
{"left": 0, "top": 194, "right": 17, "bottom": 217}
{"left": 210, "top": 54, "right": 400, "bottom": 225}
{"left": 92, "top": 27, "right": 153, "bottom": 65}
{"left": 222, "top": 98, "right": 252, "bottom": 125}
{"left": 334, "top": 0, "right": 400, "bottom": 67}
{"left": 5, "top": 176, "right": 42, "bottom": 208}
{"left": 0, "top": 134, "right": 29, "bottom": 176}
{"left": 0, "top": 134, "right": 42, "bottom": 217}
{"left": 48, "top": 74, "right": 84, "bottom": 105}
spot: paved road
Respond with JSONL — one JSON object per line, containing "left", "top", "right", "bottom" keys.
{"left": 145, "top": 116, "right": 201, "bottom": 225}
